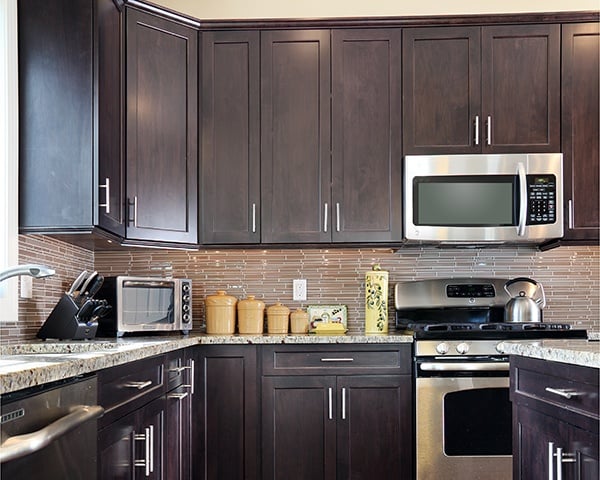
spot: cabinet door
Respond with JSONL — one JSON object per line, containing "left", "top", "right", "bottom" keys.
{"left": 481, "top": 24, "right": 560, "bottom": 153}
{"left": 331, "top": 29, "right": 402, "bottom": 242}
{"left": 201, "top": 31, "right": 261, "bottom": 244}
{"left": 514, "top": 405, "right": 568, "bottom": 480}
{"left": 165, "top": 385, "right": 192, "bottom": 480}
{"left": 197, "top": 346, "right": 258, "bottom": 480}
{"left": 137, "top": 396, "right": 165, "bottom": 480}
{"left": 261, "top": 30, "right": 331, "bottom": 243}
{"left": 125, "top": 9, "right": 198, "bottom": 244}
{"left": 561, "top": 23, "right": 599, "bottom": 243}
{"left": 98, "top": 410, "right": 137, "bottom": 480}
{"left": 18, "top": 0, "right": 95, "bottom": 231}
{"left": 402, "top": 27, "right": 481, "bottom": 155}
{"left": 262, "top": 376, "right": 337, "bottom": 480}
{"left": 97, "top": 0, "right": 125, "bottom": 236}
{"left": 567, "top": 422, "right": 599, "bottom": 480}
{"left": 336, "top": 375, "right": 412, "bottom": 480}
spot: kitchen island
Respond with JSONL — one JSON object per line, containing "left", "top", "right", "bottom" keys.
{"left": 500, "top": 338, "right": 600, "bottom": 368}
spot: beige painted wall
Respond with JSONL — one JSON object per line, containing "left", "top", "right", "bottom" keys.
{"left": 155, "top": 0, "right": 599, "bottom": 20}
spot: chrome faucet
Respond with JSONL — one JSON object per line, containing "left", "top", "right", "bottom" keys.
{"left": 0, "top": 264, "right": 55, "bottom": 283}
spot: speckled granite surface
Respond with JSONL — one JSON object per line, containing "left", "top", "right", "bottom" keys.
{"left": 0, "top": 333, "right": 413, "bottom": 395}
{"left": 499, "top": 339, "right": 600, "bottom": 369}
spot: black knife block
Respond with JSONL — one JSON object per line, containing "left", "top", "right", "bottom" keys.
{"left": 37, "top": 294, "right": 98, "bottom": 340}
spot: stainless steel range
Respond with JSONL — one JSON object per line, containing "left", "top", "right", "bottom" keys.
{"left": 394, "top": 278, "right": 587, "bottom": 480}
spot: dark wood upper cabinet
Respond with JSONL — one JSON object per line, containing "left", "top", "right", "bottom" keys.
{"left": 261, "top": 30, "right": 332, "bottom": 243}
{"left": 331, "top": 29, "right": 403, "bottom": 242}
{"left": 481, "top": 25, "right": 560, "bottom": 153}
{"left": 125, "top": 9, "right": 198, "bottom": 244}
{"left": 201, "top": 31, "right": 260, "bottom": 244}
{"left": 403, "top": 24, "right": 560, "bottom": 154}
{"left": 19, "top": 0, "right": 95, "bottom": 231}
{"left": 561, "top": 23, "right": 599, "bottom": 243}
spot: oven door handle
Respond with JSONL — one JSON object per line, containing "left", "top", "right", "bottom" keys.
{"left": 419, "top": 362, "right": 510, "bottom": 372}
{"left": 0, "top": 405, "right": 104, "bottom": 464}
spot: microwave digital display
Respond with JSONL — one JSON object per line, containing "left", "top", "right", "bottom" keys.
{"left": 414, "top": 176, "right": 517, "bottom": 227}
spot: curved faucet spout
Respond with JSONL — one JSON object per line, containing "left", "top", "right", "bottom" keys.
{"left": 0, "top": 264, "right": 56, "bottom": 282}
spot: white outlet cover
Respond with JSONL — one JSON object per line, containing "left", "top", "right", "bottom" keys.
{"left": 293, "top": 279, "right": 307, "bottom": 301}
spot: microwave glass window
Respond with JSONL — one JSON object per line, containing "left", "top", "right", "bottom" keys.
{"left": 415, "top": 176, "right": 516, "bottom": 226}
{"left": 122, "top": 285, "right": 175, "bottom": 325}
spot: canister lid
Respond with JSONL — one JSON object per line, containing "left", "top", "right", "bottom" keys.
{"left": 267, "top": 302, "right": 290, "bottom": 315}
{"left": 205, "top": 290, "right": 237, "bottom": 306}
{"left": 238, "top": 295, "right": 265, "bottom": 311}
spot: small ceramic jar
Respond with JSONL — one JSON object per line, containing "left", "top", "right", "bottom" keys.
{"left": 205, "top": 290, "right": 237, "bottom": 334}
{"left": 267, "top": 303, "right": 290, "bottom": 334}
{"left": 237, "top": 295, "right": 265, "bottom": 334}
{"left": 290, "top": 308, "right": 309, "bottom": 334}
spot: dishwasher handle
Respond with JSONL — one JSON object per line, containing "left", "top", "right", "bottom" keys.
{"left": 0, "top": 405, "right": 104, "bottom": 464}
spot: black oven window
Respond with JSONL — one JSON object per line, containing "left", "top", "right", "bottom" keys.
{"left": 443, "top": 388, "right": 512, "bottom": 456}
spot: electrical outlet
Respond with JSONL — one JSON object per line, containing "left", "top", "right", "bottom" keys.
{"left": 293, "top": 279, "right": 307, "bottom": 301}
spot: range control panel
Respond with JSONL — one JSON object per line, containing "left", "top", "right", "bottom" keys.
{"left": 446, "top": 284, "right": 496, "bottom": 298}
{"left": 527, "top": 175, "right": 556, "bottom": 225}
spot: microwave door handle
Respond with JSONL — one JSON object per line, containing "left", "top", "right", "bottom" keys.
{"left": 517, "top": 162, "right": 527, "bottom": 236}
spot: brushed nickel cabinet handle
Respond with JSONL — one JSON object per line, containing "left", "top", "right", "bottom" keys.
{"left": 555, "top": 446, "right": 576, "bottom": 480}
{"left": 252, "top": 203, "right": 256, "bottom": 233}
{"left": 134, "top": 426, "right": 151, "bottom": 476}
{"left": 134, "top": 196, "right": 138, "bottom": 227}
{"left": 336, "top": 203, "right": 340, "bottom": 232}
{"left": 123, "top": 380, "right": 153, "bottom": 390}
{"left": 568, "top": 200, "right": 574, "bottom": 229}
{"left": 341, "top": 387, "right": 347, "bottom": 420}
{"left": 474, "top": 115, "right": 480, "bottom": 145}
{"left": 545, "top": 387, "right": 582, "bottom": 399}
{"left": 167, "top": 392, "right": 189, "bottom": 401}
{"left": 323, "top": 203, "right": 329, "bottom": 233}
{"left": 99, "top": 177, "right": 110, "bottom": 214}
{"left": 548, "top": 442, "right": 555, "bottom": 480}
{"left": 328, "top": 387, "right": 333, "bottom": 420}
{"left": 320, "top": 358, "right": 354, "bottom": 363}
{"left": 486, "top": 115, "right": 492, "bottom": 145}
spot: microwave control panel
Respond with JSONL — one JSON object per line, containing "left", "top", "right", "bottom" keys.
{"left": 526, "top": 175, "right": 556, "bottom": 225}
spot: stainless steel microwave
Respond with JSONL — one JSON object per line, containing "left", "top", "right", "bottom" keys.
{"left": 403, "top": 153, "right": 564, "bottom": 245}
{"left": 96, "top": 276, "right": 192, "bottom": 337}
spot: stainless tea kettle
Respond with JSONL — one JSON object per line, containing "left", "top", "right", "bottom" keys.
{"left": 504, "top": 277, "right": 546, "bottom": 323}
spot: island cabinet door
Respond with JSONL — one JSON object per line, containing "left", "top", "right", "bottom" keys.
{"left": 262, "top": 376, "right": 337, "bottom": 480}
{"left": 336, "top": 375, "right": 412, "bottom": 480}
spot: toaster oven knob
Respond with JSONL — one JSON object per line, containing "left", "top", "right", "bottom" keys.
{"left": 182, "top": 284, "right": 190, "bottom": 293}
{"left": 436, "top": 342, "right": 450, "bottom": 355}
{"left": 456, "top": 342, "right": 470, "bottom": 354}
{"left": 182, "top": 313, "right": 191, "bottom": 323}
{"left": 182, "top": 294, "right": 191, "bottom": 303}
{"left": 183, "top": 304, "right": 190, "bottom": 312}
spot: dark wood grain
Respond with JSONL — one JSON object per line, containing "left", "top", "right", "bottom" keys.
{"left": 331, "top": 29, "right": 403, "bottom": 242}
{"left": 260, "top": 30, "right": 331, "bottom": 243}
{"left": 125, "top": 9, "right": 198, "bottom": 243}
{"left": 196, "top": 346, "right": 259, "bottom": 480}
{"left": 403, "top": 26, "right": 481, "bottom": 154}
{"left": 18, "top": 0, "right": 94, "bottom": 230}
{"left": 562, "top": 23, "right": 600, "bottom": 243}
{"left": 481, "top": 24, "right": 560, "bottom": 153}
{"left": 201, "top": 31, "right": 261, "bottom": 244}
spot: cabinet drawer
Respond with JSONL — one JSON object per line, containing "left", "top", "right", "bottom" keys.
{"left": 98, "top": 354, "right": 165, "bottom": 425}
{"left": 262, "top": 344, "right": 411, "bottom": 375}
{"left": 511, "top": 356, "right": 599, "bottom": 419}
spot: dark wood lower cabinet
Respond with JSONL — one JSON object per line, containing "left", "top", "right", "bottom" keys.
{"left": 511, "top": 356, "right": 599, "bottom": 480}
{"left": 195, "top": 345, "right": 259, "bottom": 480}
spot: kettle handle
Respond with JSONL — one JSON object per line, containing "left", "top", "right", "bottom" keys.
{"left": 504, "top": 277, "right": 546, "bottom": 309}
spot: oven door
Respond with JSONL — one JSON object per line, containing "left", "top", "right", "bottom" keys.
{"left": 416, "top": 361, "right": 512, "bottom": 480}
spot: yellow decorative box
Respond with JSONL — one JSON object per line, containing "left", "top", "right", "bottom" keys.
{"left": 365, "top": 265, "right": 388, "bottom": 334}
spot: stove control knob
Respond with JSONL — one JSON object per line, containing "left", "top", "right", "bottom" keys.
{"left": 436, "top": 342, "right": 450, "bottom": 355}
{"left": 456, "top": 342, "right": 470, "bottom": 354}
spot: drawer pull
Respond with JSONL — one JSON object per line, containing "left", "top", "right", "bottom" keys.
{"left": 320, "top": 358, "right": 354, "bottom": 363}
{"left": 545, "top": 387, "right": 582, "bottom": 400}
{"left": 168, "top": 366, "right": 192, "bottom": 374}
{"left": 167, "top": 392, "right": 189, "bottom": 401}
{"left": 328, "top": 387, "right": 333, "bottom": 420}
{"left": 123, "top": 380, "right": 153, "bottom": 390}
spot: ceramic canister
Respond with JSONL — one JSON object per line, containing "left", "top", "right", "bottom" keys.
{"left": 267, "top": 303, "right": 290, "bottom": 334}
{"left": 237, "top": 295, "right": 265, "bottom": 334}
{"left": 290, "top": 308, "right": 309, "bottom": 334}
{"left": 365, "top": 264, "right": 389, "bottom": 334}
{"left": 205, "top": 290, "right": 237, "bottom": 334}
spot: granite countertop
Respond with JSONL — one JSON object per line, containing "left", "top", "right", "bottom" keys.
{"left": 499, "top": 339, "right": 600, "bottom": 369}
{"left": 0, "top": 332, "right": 413, "bottom": 395}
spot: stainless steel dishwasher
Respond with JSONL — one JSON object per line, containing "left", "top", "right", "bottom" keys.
{"left": 1, "top": 375, "right": 104, "bottom": 479}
